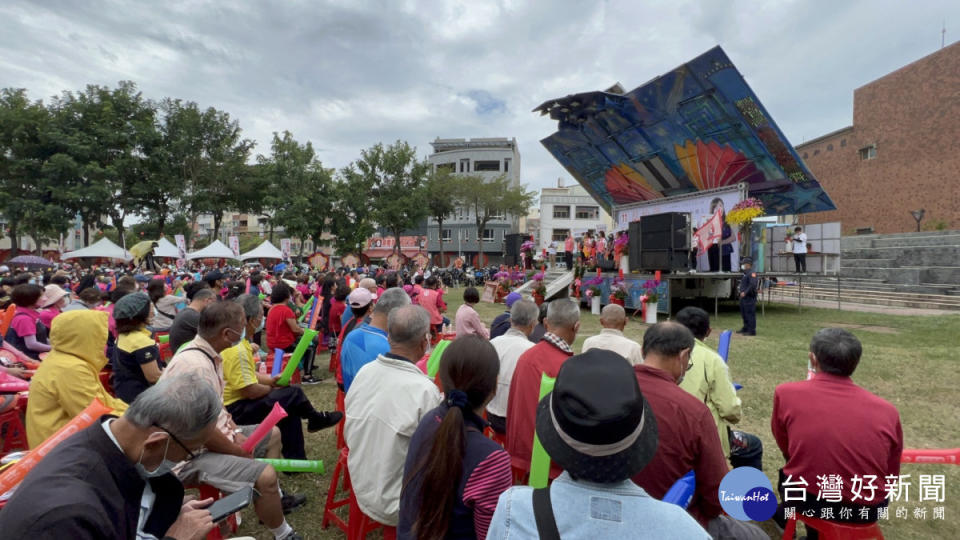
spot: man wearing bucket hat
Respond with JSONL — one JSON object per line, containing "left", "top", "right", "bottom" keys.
{"left": 487, "top": 349, "right": 709, "bottom": 539}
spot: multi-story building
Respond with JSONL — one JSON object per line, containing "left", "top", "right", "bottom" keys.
{"left": 798, "top": 40, "right": 960, "bottom": 234}
{"left": 538, "top": 178, "right": 613, "bottom": 250}
{"left": 425, "top": 137, "right": 522, "bottom": 264}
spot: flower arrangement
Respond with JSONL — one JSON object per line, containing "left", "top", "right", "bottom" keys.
{"left": 520, "top": 240, "right": 535, "bottom": 255}
{"left": 584, "top": 276, "right": 603, "bottom": 298}
{"left": 725, "top": 198, "right": 765, "bottom": 227}
{"left": 614, "top": 232, "right": 630, "bottom": 255}
{"left": 641, "top": 279, "right": 661, "bottom": 303}
{"left": 609, "top": 278, "right": 628, "bottom": 301}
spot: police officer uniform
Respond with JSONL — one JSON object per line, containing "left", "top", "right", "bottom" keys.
{"left": 738, "top": 257, "right": 758, "bottom": 336}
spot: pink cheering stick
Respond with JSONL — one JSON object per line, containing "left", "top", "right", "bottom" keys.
{"left": 241, "top": 402, "right": 288, "bottom": 454}
{"left": 901, "top": 448, "right": 960, "bottom": 464}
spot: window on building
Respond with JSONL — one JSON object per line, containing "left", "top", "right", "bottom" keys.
{"left": 803, "top": 152, "right": 808, "bottom": 159}
{"left": 489, "top": 209, "right": 505, "bottom": 220}
{"left": 474, "top": 160, "right": 501, "bottom": 172}
{"left": 575, "top": 206, "right": 599, "bottom": 219}
{"left": 459, "top": 158, "right": 470, "bottom": 172}
{"left": 436, "top": 162, "right": 455, "bottom": 173}
{"left": 441, "top": 229, "right": 452, "bottom": 242}
{"left": 827, "top": 144, "right": 833, "bottom": 151}
{"left": 813, "top": 149, "right": 819, "bottom": 156}
{"left": 239, "top": 220, "right": 248, "bottom": 227}
{"left": 859, "top": 145, "right": 877, "bottom": 160}
{"left": 553, "top": 205, "right": 570, "bottom": 219}
{"left": 483, "top": 229, "right": 495, "bottom": 242}
{"left": 504, "top": 158, "right": 511, "bottom": 172}
{"left": 840, "top": 139, "right": 847, "bottom": 147}
{"left": 552, "top": 229, "right": 570, "bottom": 242}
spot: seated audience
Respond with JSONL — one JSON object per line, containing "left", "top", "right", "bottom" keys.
{"left": 506, "top": 298, "right": 579, "bottom": 476}
{"left": 581, "top": 304, "right": 643, "bottom": 365}
{"left": 455, "top": 287, "right": 490, "bottom": 339}
{"left": 341, "top": 277, "right": 377, "bottom": 327}
{"left": 399, "top": 336, "right": 512, "bottom": 540}
{"left": 341, "top": 287, "right": 410, "bottom": 393}
{"left": 329, "top": 280, "right": 348, "bottom": 339}
{"left": 487, "top": 349, "right": 709, "bottom": 539}
{"left": 161, "top": 301, "right": 305, "bottom": 540}
{"left": 417, "top": 276, "right": 446, "bottom": 336}
{"left": 772, "top": 328, "right": 902, "bottom": 535}
{"left": 38, "top": 284, "right": 71, "bottom": 328}
{"left": 113, "top": 293, "right": 165, "bottom": 404}
{"left": 4, "top": 283, "right": 51, "bottom": 360}
{"left": 0, "top": 374, "right": 222, "bottom": 539}
{"left": 223, "top": 294, "right": 342, "bottom": 459}
{"left": 489, "top": 292, "right": 521, "bottom": 340}
{"left": 632, "top": 322, "right": 766, "bottom": 539}
{"left": 527, "top": 302, "right": 548, "bottom": 344}
{"left": 168, "top": 283, "right": 216, "bottom": 353}
{"left": 486, "top": 299, "right": 538, "bottom": 435}
{"left": 675, "top": 306, "right": 763, "bottom": 469}
{"left": 266, "top": 281, "right": 320, "bottom": 384}
{"left": 147, "top": 278, "right": 182, "bottom": 331}
{"left": 63, "top": 285, "right": 103, "bottom": 312}
{"left": 346, "top": 305, "right": 442, "bottom": 530}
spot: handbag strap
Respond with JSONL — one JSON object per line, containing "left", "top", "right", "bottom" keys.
{"left": 532, "top": 486, "right": 561, "bottom": 540}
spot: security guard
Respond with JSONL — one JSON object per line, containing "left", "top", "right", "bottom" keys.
{"left": 737, "top": 256, "right": 758, "bottom": 336}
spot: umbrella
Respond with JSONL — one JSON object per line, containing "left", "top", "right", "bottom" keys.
{"left": 8, "top": 255, "right": 55, "bottom": 267}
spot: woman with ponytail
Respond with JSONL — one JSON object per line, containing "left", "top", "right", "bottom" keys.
{"left": 398, "top": 335, "right": 512, "bottom": 540}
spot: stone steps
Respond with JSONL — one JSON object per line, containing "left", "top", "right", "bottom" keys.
{"left": 838, "top": 266, "right": 960, "bottom": 284}
{"left": 772, "top": 285, "right": 960, "bottom": 311}
{"left": 840, "top": 258, "right": 896, "bottom": 268}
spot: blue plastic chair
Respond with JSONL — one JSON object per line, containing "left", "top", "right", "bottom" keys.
{"left": 717, "top": 330, "right": 732, "bottom": 363}
{"left": 663, "top": 470, "right": 696, "bottom": 508}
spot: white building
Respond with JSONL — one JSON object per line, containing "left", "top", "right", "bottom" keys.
{"left": 426, "top": 137, "right": 522, "bottom": 263}
{"left": 538, "top": 178, "right": 613, "bottom": 249}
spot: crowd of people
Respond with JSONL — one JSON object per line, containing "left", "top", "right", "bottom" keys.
{"left": 0, "top": 261, "right": 904, "bottom": 539}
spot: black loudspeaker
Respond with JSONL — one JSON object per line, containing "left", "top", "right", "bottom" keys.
{"left": 504, "top": 255, "right": 517, "bottom": 267}
{"left": 635, "top": 212, "right": 691, "bottom": 272}
{"left": 628, "top": 221, "right": 643, "bottom": 261}
{"left": 504, "top": 233, "right": 524, "bottom": 261}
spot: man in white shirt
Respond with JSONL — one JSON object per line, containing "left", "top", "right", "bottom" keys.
{"left": 582, "top": 304, "right": 643, "bottom": 365}
{"left": 486, "top": 299, "right": 538, "bottom": 434}
{"left": 345, "top": 305, "right": 442, "bottom": 528}
{"left": 792, "top": 226, "right": 808, "bottom": 273}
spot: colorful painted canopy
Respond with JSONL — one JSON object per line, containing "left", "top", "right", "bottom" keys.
{"left": 535, "top": 46, "right": 836, "bottom": 216}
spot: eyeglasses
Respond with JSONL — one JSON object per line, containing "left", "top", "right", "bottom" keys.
{"left": 154, "top": 423, "right": 198, "bottom": 461}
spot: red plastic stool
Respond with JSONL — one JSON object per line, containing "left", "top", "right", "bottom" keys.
{"left": 185, "top": 484, "right": 239, "bottom": 540}
{"left": 335, "top": 389, "right": 346, "bottom": 450}
{"left": 783, "top": 514, "right": 884, "bottom": 540}
{"left": 348, "top": 489, "right": 395, "bottom": 539}
{"left": 322, "top": 446, "right": 352, "bottom": 534}
{"left": 0, "top": 407, "right": 28, "bottom": 456}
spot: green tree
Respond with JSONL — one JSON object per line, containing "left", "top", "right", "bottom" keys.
{"left": 457, "top": 175, "right": 536, "bottom": 263}
{"left": 0, "top": 88, "right": 69, "bottom": 256}
{"left": 329, "top": 165, "right": 376, "bottom": 257}
{"left": 357, "top": 141, "right": 430, "bottom": 247}
{"left": 424, "top": 167, "right": 459, "bottom": 261}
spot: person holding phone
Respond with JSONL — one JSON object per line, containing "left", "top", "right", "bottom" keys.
{"left": 0, "top": 374, "right": 223, "bottom": 540}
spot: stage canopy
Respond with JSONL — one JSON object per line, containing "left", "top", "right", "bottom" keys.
{"left": 61, "top": 237, "right": 132, "bottom": 261}
{"left": 534, "top": 46, "right": 836, "bottom": 216}
{"left": 153, "top": 237, "right": 181, "bottom": 259}
{"left": 240, "top": 240, "right": 284, "bottom": 261}
{"left": 187, "top": 240, "right": 237, "bottom": 260}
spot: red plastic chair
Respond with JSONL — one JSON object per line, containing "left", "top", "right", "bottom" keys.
{"left": 0, "top": 305, "right": 16, "bottom": 337}
{"left": 783, "top": 514, "right": 884, "bottom": 540}
{"left": 322, "top": 446, "right": 352, "bottom": 534}
{"left": 335, "top": 389, "right": 346, "bottom": 450}
{"left": 157, "top": 342, "right": 173, "bottom": 363}
{"left": 348, "top": 489, "right": 395, "bottom": 539}
{"left": 0, "top": 407, "right": 29, "bottom": 457}
{"left": 184, "top": 484, "right": 238, "bottom": 540}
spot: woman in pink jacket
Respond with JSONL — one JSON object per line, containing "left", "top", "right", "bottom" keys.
{"left": 454, "top": 287, "right": 489, "bottom": 339}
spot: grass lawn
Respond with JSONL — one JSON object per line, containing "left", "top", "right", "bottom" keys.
{"left": 237, "top": 289, "right": 960, "bottom": 539}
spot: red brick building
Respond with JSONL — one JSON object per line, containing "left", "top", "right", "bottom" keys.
{"left": 798, "top": 41, "right": 960, "bottom": 234}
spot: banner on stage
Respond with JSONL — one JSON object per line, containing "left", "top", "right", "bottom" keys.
{"left": 228, "top": 236, "right": 240, "bottom": 258}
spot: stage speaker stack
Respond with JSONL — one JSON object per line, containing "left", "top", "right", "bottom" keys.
{"left": 633, "top": 212, "right": 691, "bottom": 272}
{"left": 504, "top": 233, "right": 524, "bottom": 267}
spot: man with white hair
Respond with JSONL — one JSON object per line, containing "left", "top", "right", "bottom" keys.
{"left": 340, "top": 287, "right": 410, "bottom": 393}
{"left": 582, "top": 304, "right": 643, "bottom": 365}
{"left": 507, "top": 298, "right": 579, "bottom": 478}
{"left": 346, "top": 305, "right": 442, "bottom": 530}
{"left": 0, "top": 374, "right": 222, "bottom": 539}
{"left": 340, "top": 277, "right": 379, "bottom": 329}
{"left": 486, "top": 299, "right": 538, "bottom": 435}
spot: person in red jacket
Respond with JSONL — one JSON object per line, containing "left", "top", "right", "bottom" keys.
{"left": 505, "top": 298, "right": 579, "bottom": 478}
{"left": 328, "top": 280, "right": 348, "bottom": 339}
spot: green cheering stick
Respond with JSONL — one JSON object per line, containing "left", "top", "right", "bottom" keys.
{"left": 276, "top": 329, "right": 318, "bottom": 386}
{"left": 256, "top": 458, "right": 325, "bottom": 474}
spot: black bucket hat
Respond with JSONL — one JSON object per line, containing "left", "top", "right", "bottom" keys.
{"left": 535, "top": 349, "right": 658, "bottom": 483}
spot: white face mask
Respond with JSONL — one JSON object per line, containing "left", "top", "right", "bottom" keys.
{"left": 135, "top": 437, "right": 176, "bottom": 479}
{"left": 740, "top": 264, "right": 747, "bottom": 271}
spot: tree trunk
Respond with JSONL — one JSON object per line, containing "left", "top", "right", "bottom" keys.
{"left": 157, "top": 207, "right": 167, "bottom": 236}
{"left": 213, "top": 213, "right": 222, "bottom": 242}
{"left": 8, "top": 222, "right": 19, "bottom": 259}
{"left": 476, "top": 223, "right": 484, "bottom": 266}
{"left": 436, "top": 218, "right": 444, "bottom": 265}
{"left": 269, "top": 221, "right": 275, "bottom": 243}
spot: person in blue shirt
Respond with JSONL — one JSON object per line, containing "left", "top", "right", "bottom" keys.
{"left": 340, "top": 287, "right": 410, "bottom": 393}
{"left": 487, "top": 349, "right": 710, "bottom": 540}
{"left": 341, "top": 277, "right": 378, "bottom": 328}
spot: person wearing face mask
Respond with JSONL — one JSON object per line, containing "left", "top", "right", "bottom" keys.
{"left": 737, "top": 256, "right": 759, "bottom": 336}
{"left": 222, "top": 295, "right": 342, "bottom": 460}
{"left": 26, "top": 310, "right": 129, "bottom": 447}
{"left": 38, "top": 284, "right": 71, "bottom": 328}
{"left": 160, "top": 301, "right": 306, "bottom": 540}
{"left": 0, "top": 373, "right": 221, "bottom": 540}
{"left": 113, "top": 293, "right": 165, "bottom": 404}
{"left": 631, "top": 322, "right": 767, "bottom": 540}
{"left": 4, "top": 283, "right": 52, "bottom": 360}
{"left": 345, "top": 305, "right": 442, "bottom": 531}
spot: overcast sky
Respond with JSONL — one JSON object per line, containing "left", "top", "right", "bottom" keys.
{"left": 2, "top": 0, "right": 958, "bottom": 194}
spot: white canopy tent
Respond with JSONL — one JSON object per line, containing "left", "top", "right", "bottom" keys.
{"left": 61, "top": 237, "right": 132, "bottom": 261}
{"left": 240, "top": 240, "right": 284, "bottom": 261}
{"left": 186, "top": 240, "right": 238, "bottom": 260}
{"left": 153, "top": 237, "right": 181, "bottom": 259}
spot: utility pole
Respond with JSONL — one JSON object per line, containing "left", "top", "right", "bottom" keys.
{"left": 943, "top": 20, "right": 947, "bottom": 49}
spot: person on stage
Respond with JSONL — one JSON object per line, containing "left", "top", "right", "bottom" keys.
{"left": 706, "top": 198, "right": 734, "bottom": 272}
